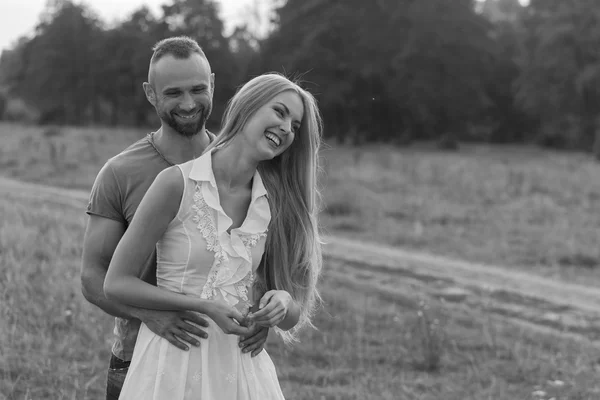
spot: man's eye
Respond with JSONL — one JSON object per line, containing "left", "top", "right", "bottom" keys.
{"left": 274, "top": 108, "right": 283, "bottom": 116}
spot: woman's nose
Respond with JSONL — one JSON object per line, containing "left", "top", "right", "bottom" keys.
{"left": 279, "top": 119, "right": 292, "bottom": 134}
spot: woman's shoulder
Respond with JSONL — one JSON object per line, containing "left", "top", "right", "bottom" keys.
{"left": 149, "top": 166, "right": 185, "bottom": 203}
{"left": 133, "top": 166, "right": 185, "bottom": 221}
{"left": 157, "top": 165, "right": 184, "bottom": 185}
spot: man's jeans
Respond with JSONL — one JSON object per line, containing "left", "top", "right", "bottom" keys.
{"left": 106, "top": 354, "right": 130, "bottom": 400}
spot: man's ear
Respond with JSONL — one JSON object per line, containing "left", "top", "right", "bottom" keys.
{"left": 210, "top": 73, "right": 215, "bottom": 95}
{"left": 143, "top": 82, "right": 156, "bottom": 106}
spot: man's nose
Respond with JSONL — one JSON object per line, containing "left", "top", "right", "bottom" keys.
{"left": 180, "top": 93, "right": 196, "bottom": 111}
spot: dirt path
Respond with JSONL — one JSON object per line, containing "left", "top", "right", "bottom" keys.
{"left": 3, "top": 175, "right": 600, "bottom": 344}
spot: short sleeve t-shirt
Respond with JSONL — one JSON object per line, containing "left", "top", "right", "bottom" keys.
{"left": 87, "top": 131, "right": 213, "bottom": 361}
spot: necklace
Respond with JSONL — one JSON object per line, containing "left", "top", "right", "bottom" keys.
{"left": 148, "top": 130, "right": 175, "bottom": 166}
{"left": 148, "top": 129, "right": 214, "bottom": 166}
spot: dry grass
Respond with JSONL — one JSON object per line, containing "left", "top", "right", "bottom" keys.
{"left": 3, "top": 122, "right": 600, "bottom": 287}
{"left": 0, "top": 194, "right": 112, "bottom": 399}
{"left": 4, "top": 122, "right": 600, "bottom": 397}
{"left": 0, "top": 123, "right": 147, "bottom": 189}
{"left": 319, "top": 143, "right": 600, "bottom": 286}
{"left": 2, "top": 193, "right": 600, "bottom": 399}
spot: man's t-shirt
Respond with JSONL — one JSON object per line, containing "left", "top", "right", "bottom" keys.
{"left": 86, "top": 131, "right": 213, "bottom": 361}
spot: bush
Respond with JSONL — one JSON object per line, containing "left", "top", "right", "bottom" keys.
{"left": 3, "top": 98, "right": 39, "bottom": 124}
{"left": 0, "top": 91, "right": 6, "bottom": 119}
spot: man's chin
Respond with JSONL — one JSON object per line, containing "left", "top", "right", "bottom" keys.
{"left": 164, "top": 119, "right": 203, "bottom": 137}
{"left": 175, "top": 127, "right": 200, "bottom": 137}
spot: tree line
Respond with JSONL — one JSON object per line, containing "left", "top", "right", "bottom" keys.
{"left": 1, "top": 0, "right": 599, "bottom": 156}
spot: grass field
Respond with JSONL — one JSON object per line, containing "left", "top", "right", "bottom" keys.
{"left": 2, "top": 122, "right": 600, "bottom": 285}
{"left": 2, "top": 190, "right": 600, "bottom": 399}
{"left": 3, "top": 122, "right": 600, "bottom": 398}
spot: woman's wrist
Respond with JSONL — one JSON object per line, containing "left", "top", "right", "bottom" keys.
{"left": 195, "top": 298, "right": 214, "bottom": 316}
{"left": 277, "top": 295, "right": 300, "bottom": 330}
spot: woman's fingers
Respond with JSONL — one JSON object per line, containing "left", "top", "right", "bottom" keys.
{"left": 250, "top": 302, "right": 275, "bottom": 319}
{"left": 253, "top": 308, "right": 286, "bottom": 327}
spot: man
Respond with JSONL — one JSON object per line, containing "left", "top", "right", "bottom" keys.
{"left": 80, "top": 36, "right": 268, "bottom": 400}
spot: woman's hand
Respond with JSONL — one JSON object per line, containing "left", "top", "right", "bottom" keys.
{"left": 247, "top": 290, "right": 292, "bottom": 328}
{"left": 205, "top": 301, "right": 253, "bottom": 336}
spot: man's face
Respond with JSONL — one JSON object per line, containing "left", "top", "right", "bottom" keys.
{"left": 149, "top": 53, "right": 214, "bottom": 137}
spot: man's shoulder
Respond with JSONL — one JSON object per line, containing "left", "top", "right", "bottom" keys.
{"left": 103, "top": 134, "right": 164, "bottom": 176}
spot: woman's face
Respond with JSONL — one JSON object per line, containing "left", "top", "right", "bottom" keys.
{"left": 241, "top": 90, "right": 304, "bottom": 161}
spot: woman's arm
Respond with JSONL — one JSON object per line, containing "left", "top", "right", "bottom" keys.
{"left": 104, "top": 166, "right": 206, "bottom": 311}
{"left": 249, "top": 290, "right": 301, "bottom": 331}
{"left": 276, "top": 299, "right": 301, "bottom": 331}
{"left": 104, "top": 166, "right": 253, "bottom": 336}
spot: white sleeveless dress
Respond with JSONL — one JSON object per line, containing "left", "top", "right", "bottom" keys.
{"left": 118, "top": 150, "right": 285, "bottom": 399}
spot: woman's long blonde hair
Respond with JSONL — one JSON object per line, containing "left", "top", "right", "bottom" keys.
{"left": 204, "top": 72, "right": 323, "bottom": 342}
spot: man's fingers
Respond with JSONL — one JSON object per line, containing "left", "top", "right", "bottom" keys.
{"left": 241, "top": 340, "right": 261, "bottom": 354}
{"left": 165, "top": 333, "right": 190, "bottom": 351}
{"left": 181, "top": 311, "right": 210, "bottom": 328}
{"left": 179, "top": 320, "right": 208, "bottom": 339}
{"left": 230, "top": 324, "right": 253, "bottom": 336}
{"left": 251, "top": 348, "right": 263, "bottom": 357}
{"left": 173, "top": 329, "right": 202, "bottom": 347}
{"left": 239, "top": 329, "right": 264, "bottom": 348}
{"left": 239, "top": 326, "right": 268, "bottom": 356}
{"left": 240, "top": 327, "right": 267, "bottom": 346}
{"left": 239, "top": 331, "right": 266, "bottom": 353}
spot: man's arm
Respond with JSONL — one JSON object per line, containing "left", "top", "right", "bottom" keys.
{"left": 81, "top": 162, "right": 268, "bottom": 353}
{"left": 103, "top": 167, "right": 252, "bottom": 336}
{"left": 81, "top": 213, "right": 211, "bottom": 350}
{"left": 81, "top": 215, "right": 133, "bottom": 318}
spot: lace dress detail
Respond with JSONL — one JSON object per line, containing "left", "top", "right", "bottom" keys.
{"left": 241, "top": 232, "right": 267, "bottom": 248}
{"left": 192, "top": 182, "right": 230, "bottom": 300}
{"left": 235, "top": 232, "right": 268, "bottom": 313}
{"left": 192, "top": 183, "right": 228, "bottom": 262}
{"left": 193, "top": 182, "right": 267, "bottom": 304}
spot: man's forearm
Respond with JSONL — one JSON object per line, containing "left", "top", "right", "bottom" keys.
{"left": 81, "top": 267, "right": 142, "bottom": 320}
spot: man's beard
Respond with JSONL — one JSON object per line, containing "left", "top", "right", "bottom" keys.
{"left": 160, "top": 104, "right": 212, "bottom": 138}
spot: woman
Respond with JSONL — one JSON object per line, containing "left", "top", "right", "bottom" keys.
{"left": 104, "top": 72, "right": 323, "bottom": 399}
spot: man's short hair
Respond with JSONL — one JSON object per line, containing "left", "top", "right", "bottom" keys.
{"left": 150, "top": 36, "right": 206, "bottom": 64}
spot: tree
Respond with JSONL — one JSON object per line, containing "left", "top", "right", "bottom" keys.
{"left": 96, "top": 6, "right": 166, "bottom": 126}
{"left": 258, "top": 0, "right": 497, "bottom": 144}
{"left": 9, "top": 0, "right": 103, "bottom": 124}
{"left": 514, "top": 0, "right": 600, "bottom": 154}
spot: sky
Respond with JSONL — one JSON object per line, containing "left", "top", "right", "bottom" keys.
{"left": 0, "top": 0, "right": 270, "bottom": 53}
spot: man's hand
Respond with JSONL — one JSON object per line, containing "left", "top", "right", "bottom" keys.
{"left": 238, "top": 324, "right": 269, "bottom": 357}
{"left": 136, "top": 309, "right": 209, "bottom": 351}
